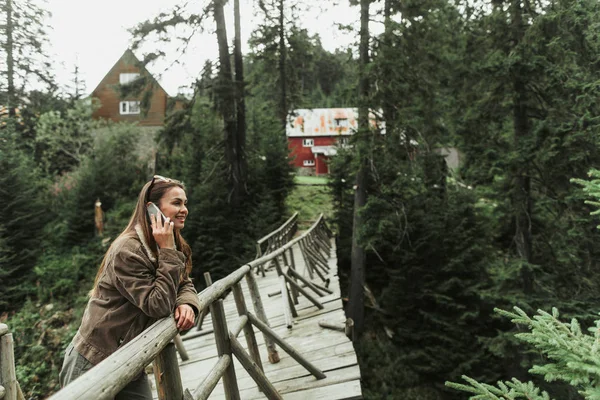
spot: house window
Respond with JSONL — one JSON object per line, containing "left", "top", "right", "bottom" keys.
{"left": 120, "top": 73, "right": 140, "bottom": 85}
{"left": 303, "top": 159, "right": 315, "bottom": 167}
{"left": 303, "top": 139, "right": 314, "bottom": 147}
{"left": 334, "top": 118, "right": 349, "bottom": 128}
{"left": 120, "top": 101, "right": 141, "bottom": 115}
{"left": 338, "top": 137, "right": 349, "bottom": 145}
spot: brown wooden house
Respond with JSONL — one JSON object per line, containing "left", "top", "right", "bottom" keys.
{"left": 91, "top": 49, "right": 170, "bottom": 126}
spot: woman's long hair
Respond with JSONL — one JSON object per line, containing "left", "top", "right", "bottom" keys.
{"left": 90, "top": 179, "right": 192, "bottom": 297}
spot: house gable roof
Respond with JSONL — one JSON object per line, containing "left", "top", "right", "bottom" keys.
{"left": 90, "top": 49, "right": 170, "bottom": 98}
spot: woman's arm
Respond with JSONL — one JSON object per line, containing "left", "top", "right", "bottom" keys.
{"left": 111, "top": 245, "right": 185, "bottom": 319}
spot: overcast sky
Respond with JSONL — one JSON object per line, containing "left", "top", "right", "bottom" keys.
{"left": 45, "top": 0, "right": 370, "bottom": 96}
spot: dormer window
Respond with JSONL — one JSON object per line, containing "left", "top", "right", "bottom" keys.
{"left": 120, "top": 73, "right": 140, "bottom": 85}
{"left": 334, "top": 118, "right": 348, "bottom": 128}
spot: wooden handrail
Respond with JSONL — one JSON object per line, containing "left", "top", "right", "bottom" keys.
{"left": 255, "top": 212, "right": 299, "bottom": 264}
{"left": 250, "top": 214, "right": 324, "bottom": 267}
{"left": 256, "top": 212, "right": 298, "bottom": 246}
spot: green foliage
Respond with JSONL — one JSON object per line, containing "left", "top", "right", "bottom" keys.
{"left": 0, "top": 123, "right": 50, "bottom": 310}
{"left": 34, "top": 100, "right": 98, "bottom": 176}
{"left": 285, "top": 184, "right": 333, "bottom": 230}
{"left": 447, "top": 307, "right": 600, "bottom": 399}
{"left": 49, "top": 123, "right": 146, "bottom": 248}
{"left": 572, "top": 169, "right": 600, "bottom": 228}
{"left": 9, "top": 296, "right": 88, "bottom": 399}
{"left": 447, "top": 375, "right": 552, "bottom": 400}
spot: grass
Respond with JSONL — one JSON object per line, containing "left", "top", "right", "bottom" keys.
{"left": 286, "top": 181, "right": 334, "bottom": 230}
{"left": 294, "top": 175, "right": 330, "bottom": 186}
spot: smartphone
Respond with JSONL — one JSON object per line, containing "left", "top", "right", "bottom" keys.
{"left": 147, "top": 202, "right": 166, "bottom": 224}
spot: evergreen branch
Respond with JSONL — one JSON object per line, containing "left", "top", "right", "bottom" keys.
{"left": 446, "top": 376, "right": 553, "bottom": 400}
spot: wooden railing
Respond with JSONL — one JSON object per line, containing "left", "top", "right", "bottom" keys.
{"left": 0, "top": 324, "right": 25, "bottom": 400}
{"left": 47, "top": 214, "right": 332, "bottom": 400}
{"left": 255, "top": 212, "right": 298, "bottom": 278}
{"left": 263, "top": 214, "right": 335, "bottom": 329}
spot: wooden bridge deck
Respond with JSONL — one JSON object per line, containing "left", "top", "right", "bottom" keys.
{"left": 151, "top": 238, "right": 362, "bottom": 400}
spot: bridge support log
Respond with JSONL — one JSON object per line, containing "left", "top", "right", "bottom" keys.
{"left": 230, "top": 335, "right": 283, "bottom": 400}
{"left": 152, "top": 343, "right": 184, "bottom": 400}
{"left": 185, "top": 355, "right": 231, "bottom": 400}
{"left": 245, "top": 271, "right": 280, "bottom": 363}
{"left": 298, "top": 240, "right": 315, "bottom": 280}
{"left": 247, "top": 313, "right": 326, "bottom": 380}
{"left": 173, "top": 334, "right": 189, "bottom": 361}
{"left": 205, "top": 273, "right": 241, "bottom": 400}
{"left": 279, "top": 276, "right": 294, "bottom": 329}
{"left": 287, "top": 267, "right": 333, "bottom": 295}
{"left": 283, "top": 273, "right": 324, "bottom": 310}
{"left": 232, "top": 283, "right": 263, "bottom": 373}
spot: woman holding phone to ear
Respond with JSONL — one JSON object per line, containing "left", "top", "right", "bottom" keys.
{"left": 59, "top": 175, "right": 200, "bottom": 399}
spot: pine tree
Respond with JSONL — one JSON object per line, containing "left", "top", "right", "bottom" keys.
{"left": 0, "top": 0, "right": 55, "bottom": 118}
{"left": 0, "top": 123, "right": 49, "bottom": 309}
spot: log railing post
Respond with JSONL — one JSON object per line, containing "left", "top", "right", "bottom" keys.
{"left": 173, "top": 334, "right": 189, "bottom": 361}
{"left": 0, "top": 324, "right": 17, "bottom": 400}
{"left": 152, "top": 343, "right": 184, "bottom": 400}
{"left": 232, "top": 283, "right": 263, "bottom": 372}
{"left": 245, "top": 269, "right": 280, "bottom": 363}
{"left": 205, "top": 273, "right": 241, "bottom": 400}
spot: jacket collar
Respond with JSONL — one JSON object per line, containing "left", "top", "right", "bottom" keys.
{"left": 134, "top": 224, "right": 157, "bottom": 263}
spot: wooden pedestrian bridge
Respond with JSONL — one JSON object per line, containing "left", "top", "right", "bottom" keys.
{"left": 0, "top": 213, "right": 362, "bottom": 400}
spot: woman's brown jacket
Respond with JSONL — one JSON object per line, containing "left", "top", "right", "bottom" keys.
{"left": 72, "top": 226, "right": 200, "bottom": 365}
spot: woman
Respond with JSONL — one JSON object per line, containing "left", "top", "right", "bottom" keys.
{"left": 59, "top": 175, "right": 200, "bottom": 399}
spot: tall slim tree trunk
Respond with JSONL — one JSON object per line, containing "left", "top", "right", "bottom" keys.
{"left": 278, "top": 0, "right": 287, "bottom": 130}
{"left": 348, "top": 0, "right": 370, "bottom": 340}
{"left": 6, "top": 0, "right": 16, "bottom": 118}
{"left": 510, "top": 0, "right": 533, "bottom": 293}
{"left": 381, "top": 0, "right": 395, "bottom": 140}
{"left": 213, "top": 0, "right": 242, "bottom": 205}
{"left": 233, "top": 0, "right": 248, "bottom": 193}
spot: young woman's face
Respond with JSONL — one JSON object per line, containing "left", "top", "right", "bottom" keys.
{"left": 159, "top": 187, "right": 188, "bottom": 230}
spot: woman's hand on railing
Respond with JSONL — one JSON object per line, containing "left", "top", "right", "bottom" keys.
{"left": 175, "top": 304, "right": 195, "bottom": 331}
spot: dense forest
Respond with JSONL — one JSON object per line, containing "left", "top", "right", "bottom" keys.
{"left": 2, "top": 0, "right": 600, "bottom": 398}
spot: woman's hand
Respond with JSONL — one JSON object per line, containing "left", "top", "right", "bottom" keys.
{"left": 150, "top": 213, "right": 175, "bottom": 250}
{"left": 175, "top": 304, "right": 195, "bottom": 331}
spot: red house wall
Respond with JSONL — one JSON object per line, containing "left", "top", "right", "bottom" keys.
{"left": 315, "top": 155, "right": 328, "bottom": 175}
{"left": 288, "top": 136, "right": 340, "bottom": 175}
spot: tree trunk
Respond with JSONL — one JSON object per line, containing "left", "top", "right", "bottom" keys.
{"left": 381, "top": 0, "right": 395, "bottom": 141}
{"left": 348, "top": 0, "right": 370, "bottom": 340}
{"left": 278, "top": 0, "right": 288, "bottom": 130}
{"left": 6, "top": 0, "right": 16, "bottom": 118}
{"left": 233, "top": 0, "right": 248, "bottom": 195}
{"left": 510, "top": 0, "right": 533, "bottom": 293}
{"left": 213, "top": 0, "right": 242, "bottom": 205}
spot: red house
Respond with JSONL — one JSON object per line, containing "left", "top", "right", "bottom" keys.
{"left": 287, "top": 108, "right": 382, "bottom": 175}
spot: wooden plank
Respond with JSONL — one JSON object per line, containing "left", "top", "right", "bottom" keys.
{"left": 283, "top": 380, "right": 363, "bottom": 400}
